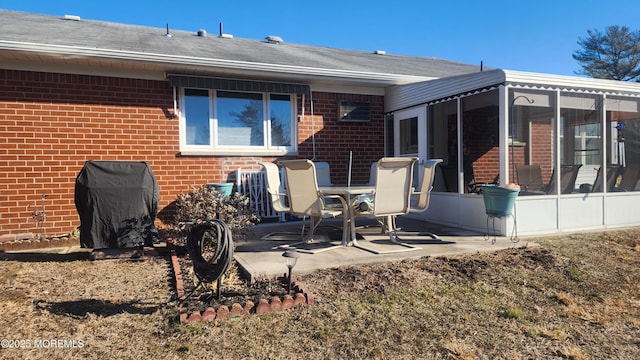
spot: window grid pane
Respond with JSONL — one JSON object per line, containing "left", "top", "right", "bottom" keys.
{"left": 399, "top": 117, "right": 418, "bottom": 155}
{"left": 184, "top": 89, "right": 210, "bottom": 145}
{"left": 270, "top": 94, "right": 292, "bottom": 147}
{"left": 217, "top": 91, "right": 264, "bottom": 146}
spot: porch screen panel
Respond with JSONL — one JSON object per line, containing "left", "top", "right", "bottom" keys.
{"left": 509, "top": 89, "right": 557, "bottom": 194}
{"left": 461, "top": 90, "right": 499, "bottom": 193}
{"left": 560, "top": 92, "right": 603, "bottom": 192}
{"left": 429, "top": 99, "right": 458, "bottom": 193}
{"left": 606, "top": 96, "right": 640, "bottom": 191}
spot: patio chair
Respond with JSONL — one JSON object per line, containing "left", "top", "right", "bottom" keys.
{"left": 410, "top": 159, "right": 444, "bottom": 212}
{"left": 544, "top": 164, "right": 582, "bottom": 194}
{"left": 618, "top": 163, "right": 640, "bottom": 191}
{"left": 358, "top": 159, "right": 442, "bottom": 232}
{"left": 516, "top": 164, "right": 546, "bottom": 194}
{"left": 315, "top": 161, "right": 343, "bottom": 207}
{"left": 463, "top": 159, "right": 499, "bottom": 193}
{"left": 258, "top": 162, "right": 308, "bottom": 242}
{"left": 314, "top": 161, "right": 332, "bottom": 187}
{"left": 587, "top": 164, "right": 622, "bottom": 193}
{"left": 354, "top": 157, "right": 421, "bottom": 253}
{"left": 391, "top": 159, "right": 444, "bottom": 240}
{"left": 259, "top": 162, "right": 289, "bottom": 214}
{"left": 344, "top": 160, "right": 393, "bottom": 238}
{"left": 368, "top": 161, "right": 378, "bottom": 185}
{"left": 278, "top": 159, "right": 349, "bottom": 254}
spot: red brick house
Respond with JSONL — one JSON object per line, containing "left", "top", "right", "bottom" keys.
{"left": 0, "top": 10, "right": 480, "bottom": 245}
{"left": 4, "top": 11, "right": 639, "bottom": 247}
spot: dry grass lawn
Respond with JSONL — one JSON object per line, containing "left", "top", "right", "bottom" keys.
{"left": 1, "top": 229, "right": 639, "bottom": 359}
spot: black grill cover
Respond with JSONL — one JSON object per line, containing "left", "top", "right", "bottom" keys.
{"left": 74, "top": 161, "right": 159, "bottom": 249}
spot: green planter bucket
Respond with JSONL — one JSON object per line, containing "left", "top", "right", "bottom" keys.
{"left": 208, "top": 183, "right": 234, "bottom": 198}
{"left": 481, "top": 185, "right": 519, "bottom": 217}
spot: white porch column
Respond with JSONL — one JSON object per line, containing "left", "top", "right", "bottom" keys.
{"left": 499, "top": 85, "right": 509, "bottom": 185}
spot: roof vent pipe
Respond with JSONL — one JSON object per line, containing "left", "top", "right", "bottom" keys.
{"left": 165, "top": 24, "right": 172, "bottom": 37}
{"left": 218, "top": 22, "right": 234, "bottom": 38}
{"left": 265, "top": 35, "right": 283, "bottom": 44}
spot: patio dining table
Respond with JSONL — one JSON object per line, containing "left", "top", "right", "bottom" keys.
{"left": 319, "top": 185, "right": 374, "bottom": 247}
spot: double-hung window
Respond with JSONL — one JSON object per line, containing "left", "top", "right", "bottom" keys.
{"left": 181, "top": 88, "right": 296, "bottom": 154}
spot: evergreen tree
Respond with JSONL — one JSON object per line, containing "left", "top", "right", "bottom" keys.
{"left": 573, "top": 26, "right": 640, "bottom": 81}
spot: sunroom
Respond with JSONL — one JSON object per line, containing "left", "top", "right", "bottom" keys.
{"left": 385, "top": 69, "right": 640, "bottom": 236}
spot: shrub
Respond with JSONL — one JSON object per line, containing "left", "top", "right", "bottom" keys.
{"left": 169, "top": 185, "right": 257, "bottom": 238}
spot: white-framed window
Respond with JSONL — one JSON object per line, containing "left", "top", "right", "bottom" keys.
{"left": 180, "top": 88, "right": 297, "bottom": 154}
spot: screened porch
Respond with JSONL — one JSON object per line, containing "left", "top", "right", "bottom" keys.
{"left": 386, "top": 70, "right": 640, "bottom": 236}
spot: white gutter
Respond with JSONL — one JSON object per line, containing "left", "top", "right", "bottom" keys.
{"left": 0, "top": 40, "right": 433, "bottom": 85}
{"left": 387, "top": 68, "right": 640, "bottom": 112}
{"left": 503, "top": 69, "right": 640, "bottom": 94}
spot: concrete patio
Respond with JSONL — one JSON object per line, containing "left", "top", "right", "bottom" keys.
{"left": 235, "top": 216, "right": 534, "bottom": 281}
{"left": 0, "top": 216, "right": 535, "bottom": 283}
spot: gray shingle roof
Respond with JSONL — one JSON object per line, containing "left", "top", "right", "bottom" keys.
{"left": 0, "top": 10, "right": 483, "bottom": 85}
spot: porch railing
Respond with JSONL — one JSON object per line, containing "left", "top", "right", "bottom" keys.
{"left": 235, "top": 168, "right": 284, "bottom": 221}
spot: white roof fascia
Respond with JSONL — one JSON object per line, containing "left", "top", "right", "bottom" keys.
{"left": 0, "top": 40, "right": 432, "bottom": 86}
{"left": 386, "top": 69, "right": 640, "bottom": 112}
{"left": 502, "top": 69, "right": 640, "bottom": 95}
{"left": 385, "top": 69, "right": 506, "bottom": 112}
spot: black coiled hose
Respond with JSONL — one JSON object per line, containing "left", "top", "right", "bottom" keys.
{"left": 185, "top": 219, "right": 234, "bottom": 284}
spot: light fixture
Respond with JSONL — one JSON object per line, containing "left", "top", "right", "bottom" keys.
{"left": 282, "top": 250, "right": 300, "bottom": 293}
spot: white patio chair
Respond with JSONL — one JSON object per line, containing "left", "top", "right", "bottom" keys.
{"left": 356, "top": 160, "right": 388, "bottom": 234}
{"left": 354, "top": 157, "right": 420, "bottom": 253}
{"left": 314, "top": 161, "right": 332, "bottom": 187}
{"left": 259, "top": 162, "right": 289, "bottom": 214}
{"left": 392, "top": 159, "right": 443, "bottom": 240}
{"left": 258, "top": 162, "right": 308, "bottom": 242}
{"left": 314, "top": 161, "right": 343, "bottom": 208}
{"left": 368, "top": 161, "right": 378, "bottom": 185}
{"left": 278, "top": 159, "right": 349, "bottom": 254}
{"left": 411, "top": 159, "right": 443, "bottom": 212}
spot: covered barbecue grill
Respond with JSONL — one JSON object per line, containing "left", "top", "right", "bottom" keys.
{"left": 74, "top": 160, "right": 159, "bottom": 249}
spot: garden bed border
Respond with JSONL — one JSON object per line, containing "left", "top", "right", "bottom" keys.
{"left": 167, "top": 240, "right": 314, "bottom": 323}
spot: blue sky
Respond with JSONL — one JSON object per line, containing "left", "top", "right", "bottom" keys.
{"left": 2, "top": 0, "right": 640, "bottom": 76}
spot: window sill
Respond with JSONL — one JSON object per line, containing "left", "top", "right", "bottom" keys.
{"left": 179, "top": 149, "right": 297, "bottom": 157}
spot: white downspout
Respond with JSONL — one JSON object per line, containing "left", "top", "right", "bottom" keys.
{"left": 172, "top": 86, "right": 178, "bottom": 118}
{"left": 310, "top": 89, "right": 316, "bottom": 160}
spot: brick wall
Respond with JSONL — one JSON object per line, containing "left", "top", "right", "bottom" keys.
{"left": 297, "top": 92, "right": 384, "bottom": 185}
{"left": 471, "top": 123, "right": 554, "bottom": 186}
{"left": 0, "top": 69, "right": 384, "bottom": 241}
{"left": 529, "top": 121, "right": 554, "bottom": 179}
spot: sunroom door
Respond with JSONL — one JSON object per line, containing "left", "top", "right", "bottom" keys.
{"left": 394, "top": 107, "right": 427, "bottom": 185}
